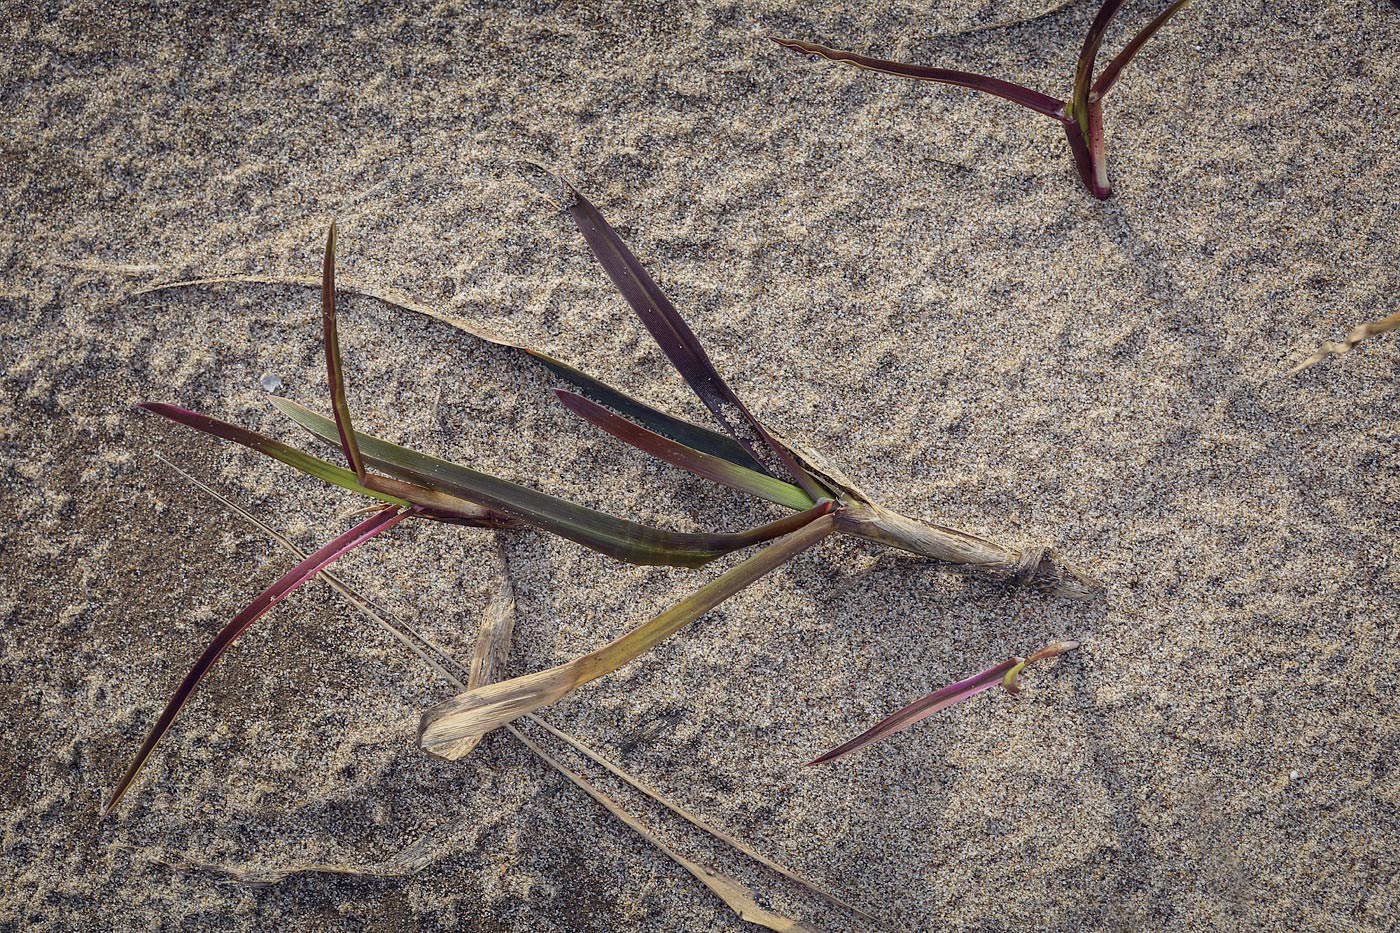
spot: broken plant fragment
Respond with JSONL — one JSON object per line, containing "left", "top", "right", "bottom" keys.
{"left": 808, "top": 641, "right": 1079, "bottom": 765}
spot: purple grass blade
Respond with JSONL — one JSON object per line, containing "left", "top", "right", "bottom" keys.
{"left": 528, "top": 350, "right": 769, "bottom": 475}
{"left": 1092, "top": 0, "right": 1194, "bottom": 98}
{"left": 561, "top": 182, "right": 830, "bottom": 503}
{"left": 808, "top": 660, "right": 1019, "bottom": 766}
{"left": 771, "top": 37, "right": 1068, "bottom": 121}
{"left": 102, "top": 505, "right": 414, "bottom": 815}
{"left": 138, "top": 402, "right": 507, "bottom": 527}
{"left": 1071, "top": 0, "right": 1127, "bottom": 123}
{"left": 553, "top": 389, "right": 815, "bottom": 511}
{"left": 321, "top": 221, "right": 367, "bottom": 482}
{"left": 808, "top": 642, "right": 1077, "bottom": 765}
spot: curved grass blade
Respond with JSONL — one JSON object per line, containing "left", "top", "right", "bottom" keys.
{"left": 272, "top": 397, "right": 832, "bottom": 568}
{"left": 102, "top": 505, "right": 414, "bottom": 815}
{"left": 561, "top": 183, "right": 829, "bottom": 502}
{"left": 555, "top": 389, "right": 814, "bottom": 511}
{"left": 529, "top": 350, "right": 770, "bottom": 475}
{"left": 419, "top": 512, "right": 838, "bottom": 758}
{"left": 1092, "top": 0, "right": 1194, "bottom": 98}
{"left": 770, "top": 37, "right": 1067, "bottom": 120}
{"left": 1071, "top": 0, "right": 1127, "bottom": 124}
{"left": 808, "top": 642, "right": 1078, "bottom": 766}
{"left": 321, "top": 221, "right": 367, "bottom": 482}
{"left": 138, "top": 402, "right": 503, "bottom": 526}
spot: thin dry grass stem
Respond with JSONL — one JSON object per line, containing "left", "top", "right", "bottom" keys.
{"left": 504, "top": 724, "right": 820, "bottom": 933}
{"left": 143, "top": 837, "right": 437, "bottom": 887}
{"left": 1290, "top": 309, "right": 1400, "bottom": 373}
{"left": 163, "top": 462, "right": 845, "bottom": 931}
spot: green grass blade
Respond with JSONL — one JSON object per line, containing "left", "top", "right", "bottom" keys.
{"left": 419, "top": 513, "right": 838, "bottom": 758}
{"left": 528, "top": 349, "right": 770, "bottom": 475}
{"left": 555, "top": 389, "right": 814, "bottom": 511}
{"left": 271, "top": 397, "right": 834, "bottom": 568}
{"left": 561, "top": 181, "right": 829, "bottom": 502}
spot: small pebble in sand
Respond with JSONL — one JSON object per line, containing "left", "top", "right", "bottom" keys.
{"left": 259, "top": 373, "right": 284, "bottom": 393}
{"left": 1290, "top": 770, "right": 1300, "bottom": 781}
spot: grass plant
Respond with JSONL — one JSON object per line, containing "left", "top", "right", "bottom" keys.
{"left": 772, "top": 0, "right": 1195, "bottom": 198}
{"left": 109, "top": 176, "right": 1090, "bottom": 820}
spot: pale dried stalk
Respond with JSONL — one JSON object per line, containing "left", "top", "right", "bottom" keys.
{"left": 835, "top": 502, "right": 1099, "bottom": 599}
{"left": 1291, "top": 309, "right": 1400, "bottom": 373}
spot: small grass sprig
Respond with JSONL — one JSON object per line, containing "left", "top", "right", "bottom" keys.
{"left": 772, "top": 0, "right": 1195, "bottom": 198}
{"left": 808, "top": 641, "right": 1079, "bottom": 765}
{"left": 418, "top": 173, "right": 1090, "bottom": 756}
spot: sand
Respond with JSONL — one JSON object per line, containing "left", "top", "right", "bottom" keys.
{"left": 2, "top": 1, "right": 1398, "bottom": 930}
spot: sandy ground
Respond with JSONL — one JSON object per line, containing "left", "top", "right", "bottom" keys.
{"left": 3, "top": 1, "right": 1398, "bottom": 930}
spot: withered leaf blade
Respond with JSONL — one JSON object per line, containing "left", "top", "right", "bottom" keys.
{"left": 419, "top": 512, "right": 837, "bottom": 758}
{"left": 102, "top": 505, "right": 414, "bottom": 815}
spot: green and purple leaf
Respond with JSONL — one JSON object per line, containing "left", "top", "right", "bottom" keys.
{"left": 1072, "top": 0, "right": 1127, "bottom": 122}
{"left": 771, "top": 37, "right": 1068, "bottom": 120}
{"left": 808, "top": 642, "right": 1078, "bottom": 765}
{"left": 527, "top": 349, "right": 770, "bottom": 475}
{"left": 103, "top": 505, "right": 414, "bottom": 815}
{"left": 271, "top": 396, "right": 833, "bottom": 568}
{"left": 137, "top": 402, "right": 504, "bottom": 526}
{"left": 554, "top": 389, "right": 815, "bottom": 511}
{"left": 561, "top": 183, "right": 830, "bottom": 502}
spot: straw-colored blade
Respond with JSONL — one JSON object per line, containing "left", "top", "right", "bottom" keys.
{"left": 1290, "top": 309, "right": 1400, "bottom": 373}
{"left": 419, "top": 513, "right": 837, "bottom": 758}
